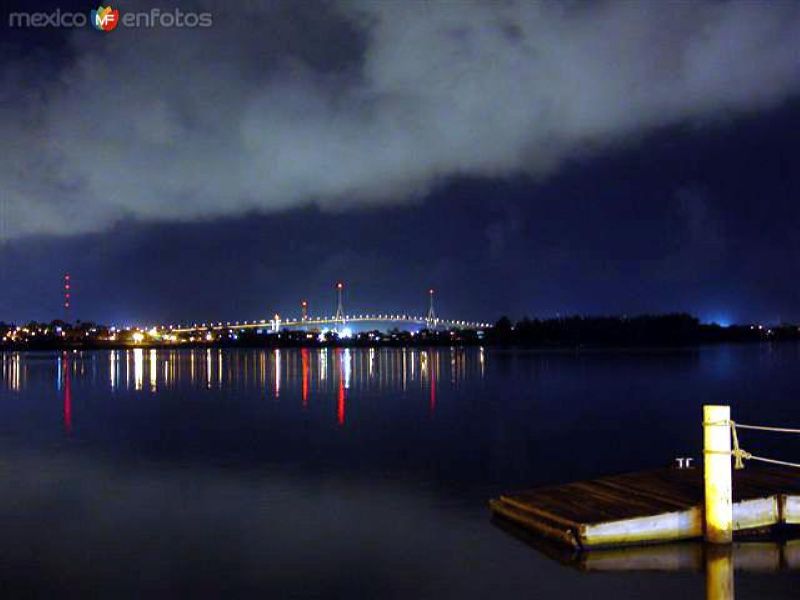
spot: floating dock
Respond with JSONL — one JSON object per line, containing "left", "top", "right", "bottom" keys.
{"left": 491, "top": 519, "right": 800, "bottom": 573}
{"left": 489, "top": 466, "right": 800, "bottom": 550}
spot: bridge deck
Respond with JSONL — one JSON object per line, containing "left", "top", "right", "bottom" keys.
{"left": 169, "top": 315, "right": 491, "bottom": 333}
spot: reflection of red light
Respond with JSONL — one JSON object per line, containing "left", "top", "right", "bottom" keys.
{"left": 301, "top": 348, "right": 309, "bottom": 408}
{"left": 337, "top": 377, "right": 345, "bottom": 426}
{"left": 63, "top": 353, "right": 72, "bottom": 434}
{"left": 336, "top": 349, "right": 346, "bottom": 426}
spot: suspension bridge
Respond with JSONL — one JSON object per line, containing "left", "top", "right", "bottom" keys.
{"left": 163, "top": 284, "right": 492, "bottom": 334}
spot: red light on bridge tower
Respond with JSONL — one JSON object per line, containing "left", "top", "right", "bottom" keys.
{"left": 301, "top": 300, "right": 308, "bottom": 321}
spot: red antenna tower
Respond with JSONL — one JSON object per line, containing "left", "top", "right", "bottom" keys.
{"left": 63, "top": 273, "right": 71, "bottom": 323}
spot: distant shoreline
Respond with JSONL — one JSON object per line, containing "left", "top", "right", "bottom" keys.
{"left": 3, "top": 313, "right": 798, "bottom": 352}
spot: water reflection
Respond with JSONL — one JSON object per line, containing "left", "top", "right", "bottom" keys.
{"left": 61, "top": 352, "right": 72, "bottom": 434}
{"left": 336, "top": 348, "right": 351, "bottom": 426}
{"left": 149, "top": 349, "right": 157, "bottom": 392}
{"left": 1, "top": 353, "right": 23, "bottom": 391}
{"left": 301, "top": 348, "right": 309, "bottom": 408}
{"left": 0, "top": 347, "right": 484, "bottom": 427}
{"left": 706, "top": 545, "right": 734, "bottom": 600}
{"left": 110, "top": 350, "right": 118, "bottom": 390}
{"left": 536, "top": 538, "right": 800, "bottom": 574}
{"left": 133, "top": 348, "right": 144, "bottom": 391}
{"left": 274, "top": 348, "right": 281, "bottom": 399}
{"left": 497, "top": 515, "right": 800, "bottom": 600}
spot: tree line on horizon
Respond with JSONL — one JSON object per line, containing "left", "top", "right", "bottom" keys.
{"left": 488, "top": 313, "right": 799, "bottom": 346}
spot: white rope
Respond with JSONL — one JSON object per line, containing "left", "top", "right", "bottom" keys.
{"left": 730, "top": 421, "right": 746, "bottom": 470}
{"left": 733, "top": 423, "right": 800, "bottom": 434}
{"left": 725, "top": 420, "right": 800, "bottom": 470}
{"left": 746, "top": 454, "right": 800, "bottom": 469}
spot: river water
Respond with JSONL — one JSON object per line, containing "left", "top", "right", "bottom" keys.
{"left": 0, "top": 345, "right": 798, "bottom": 597}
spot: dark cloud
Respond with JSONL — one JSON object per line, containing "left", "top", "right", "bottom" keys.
{"left": 2, "top": 0, "right": 800, "bottom": 238}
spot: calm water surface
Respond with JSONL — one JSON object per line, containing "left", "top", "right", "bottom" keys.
{"left": 1, "top": 345, "right": 799, "bottom": 597}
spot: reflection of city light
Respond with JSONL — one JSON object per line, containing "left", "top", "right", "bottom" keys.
{"left": 274, "top": 349, "right": 281, "bottom": 399}
{"left": 343, "top": 348, "right": 352, "bottom": 390}
{"left": 369, "top": 348, "right": 376, "bottom": 379}
{"left": 149, "top": 349, "right": 157, "bottom": 392}
{"left": 110, "top": 351, "right": 118, "bottom": 390}
{"left": 12, "top": 348, "right": 492, "bottom": 417}
{"left": 429, "top": 351, "right": 436, "bottom": 416}
{"left": 319, "top": 349, "right": 328, "bottom": 383}
{"left": 133, "top": 348, "right": 144, "bottom": 390}
{"left": 402, "top": 348, "right": 407, "bottom": 391}
{"left": 206, "top": 349, "right": 212, "bottom": 389}
{"left": 7, "top": 353, "right": 22, "bottom": 392}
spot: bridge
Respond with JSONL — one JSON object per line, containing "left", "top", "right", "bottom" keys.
{"left": 162, "top": 285, "right": 491, "bottom": 335}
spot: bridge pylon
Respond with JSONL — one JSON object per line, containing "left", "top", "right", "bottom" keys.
{"left": 334, "top": 282, "right": 345, "bottom": 325}
{"left": 301, "top": 300, "right": 308, "bottom": 321}
{"left": 426, "top": 288, "right": 438, "bottom": 329}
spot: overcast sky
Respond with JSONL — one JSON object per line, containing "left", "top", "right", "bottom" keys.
{"left": 2, "top": 0, "right": 800, "bottom": 324}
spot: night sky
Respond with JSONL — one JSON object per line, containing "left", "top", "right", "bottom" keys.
{"left": 2, "top": 0, "right": 800, "bottom": 326}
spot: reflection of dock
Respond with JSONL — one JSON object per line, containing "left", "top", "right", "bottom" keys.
{"left": 494, "top": 513, "right": 800, "bottom": 573}
{"left": 490, "top": 466, "right": 800, "bottom": 549}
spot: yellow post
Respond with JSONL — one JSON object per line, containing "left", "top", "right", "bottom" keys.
{"left": 704, "top": 405, "right": 733, "bottom": 544}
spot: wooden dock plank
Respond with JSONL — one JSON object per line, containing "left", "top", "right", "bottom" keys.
{"left": 489, "top": 499, "right": 580, "bottom": 548}
{"left": 506, "top": 483, "right": 664, "bottom": 522}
